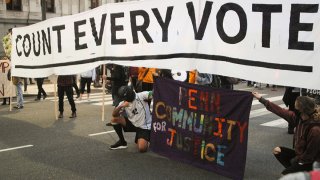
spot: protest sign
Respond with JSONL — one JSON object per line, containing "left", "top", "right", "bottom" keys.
{"left": 0, "top": 58, "right": 15, "bottom": 98}
{"left": 11, "top": 0, "right": 320, "bottom": 89}
{"left": 151, "top": 78, "right": 253, "bottom": 180}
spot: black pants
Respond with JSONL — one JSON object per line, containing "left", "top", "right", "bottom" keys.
{"left": 72, "top": 76, "right": 80, "bottom": 96}
{"left": 36, "top": 78, "right": 47, "bottom": 99}
{"left": 274, "top": 147, "right": 313, "bottom": 175}
{"left": 58, "top": 85, "right": 76, "bottom": 113}
{"left": 80, "top": 77, "right": 92, "bottom": 94}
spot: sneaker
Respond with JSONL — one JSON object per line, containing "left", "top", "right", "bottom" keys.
{"left": 58, "top": 113, "right": 63, "bottom": 118}
{"left": 43, "top": 95, "right": 47, "bottom": 100}
{"left": 14, "top": 105, "right": 23, "bottom": 109}
{"left": 35, "top": 98, "right": 40, "bottom": 101}
{"left": 109, "top": 141, "right": 127, "bottom": 150}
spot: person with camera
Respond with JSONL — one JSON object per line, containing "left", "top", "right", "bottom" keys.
{"left": 109, "top": 86, "right": 152, "bottom": 153}
{"left": 252, "top": 91, "right": 320, "bottom": 175}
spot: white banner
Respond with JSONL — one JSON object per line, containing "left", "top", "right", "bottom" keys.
{"left": 11, "top": 0, "right": 320, "bottom": 89}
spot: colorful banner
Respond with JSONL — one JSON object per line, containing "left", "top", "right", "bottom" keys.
{"left": 151, "top": 78, "right": 253, "bottom": 180}
{"left": 10, "top": 0, "right": 320, "bottom": 90}
{"left": 0, "top": 59, "right": 15, "bottom": 98}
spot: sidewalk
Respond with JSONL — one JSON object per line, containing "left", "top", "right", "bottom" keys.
{"left": 23, "top": 82, "right": 104, "bottom": 97}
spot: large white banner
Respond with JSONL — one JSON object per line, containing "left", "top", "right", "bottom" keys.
{"left": 11, "top": 0, "right": 320, "bottom": 89}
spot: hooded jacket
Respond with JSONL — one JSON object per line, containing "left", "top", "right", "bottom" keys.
{"left": 259, "top": 97, "right": 320, "bottom": 164}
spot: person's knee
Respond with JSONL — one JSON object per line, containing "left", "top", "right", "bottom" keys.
{"left": 137, "top": 139, "right": 148, "bottom": 153}
{"left": 138, "top": 146, "right": 147, "bottom": 153}
{"left": 273, "top": 147, "right": 281, "bottom": 155}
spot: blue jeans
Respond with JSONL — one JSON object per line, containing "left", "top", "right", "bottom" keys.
{"left": 16, "top": 82, "right": 24, "bottom": 107}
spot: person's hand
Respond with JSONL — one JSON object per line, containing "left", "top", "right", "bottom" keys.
{"left": 120, "top": 101, "right": 130, "bottom": 108}
{"left": 252, "top": 92, "right": 262, "bottom": 100}
{"left": 102, "top": 75, "right": 107, "bottom": 80}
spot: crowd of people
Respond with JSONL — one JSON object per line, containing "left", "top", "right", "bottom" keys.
{"left": 1, "top": 27, "right": 320, "bottom": 178}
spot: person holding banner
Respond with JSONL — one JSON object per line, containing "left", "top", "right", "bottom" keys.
{"left": 109, "top": 86, "right": 152, "bottom": 152}
{"left": 252, "top": 92, "right": 320, "bottom": 175}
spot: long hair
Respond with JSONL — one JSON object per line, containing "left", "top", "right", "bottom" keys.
{"left": 295, "top": 96, "right": 320, "bottom": 121}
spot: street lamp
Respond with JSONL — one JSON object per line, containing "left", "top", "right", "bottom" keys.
{"left": 41, "top": 0, "right": 47, "bottom": 21}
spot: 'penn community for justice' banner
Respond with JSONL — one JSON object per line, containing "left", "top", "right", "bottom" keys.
{"left": 151, "top": 78, "right": 253, "bottom": 180}
{"left": 11, "top": 0, "right": 320, "bottom": 89}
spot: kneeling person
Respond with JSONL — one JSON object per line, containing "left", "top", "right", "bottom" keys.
{"left": 110, "top": 86, "right": 152, "bottom": 153}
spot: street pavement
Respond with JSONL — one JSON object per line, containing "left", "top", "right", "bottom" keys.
{"left": 0, "top": 82, "right": 293, "bottom": 179}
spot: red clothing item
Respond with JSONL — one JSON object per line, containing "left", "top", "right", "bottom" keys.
{"left": 310, "top": 170, "right": 320, "bottom": 180}
{"left": 260, "top": 97, "right": 320, "bottom": 164}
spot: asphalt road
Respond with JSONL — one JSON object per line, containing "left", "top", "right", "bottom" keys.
{"left": 0, "top": 83, "right": 293, "bottom": 180}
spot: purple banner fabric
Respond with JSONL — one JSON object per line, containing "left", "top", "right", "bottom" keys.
{"left": 151, "top": 78, "right": 253, "bottom": 180}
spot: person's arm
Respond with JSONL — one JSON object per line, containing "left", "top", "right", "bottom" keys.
{"left": 252, "top": 92, "right": 296, "bottom": 123}
{"left": 299, "top": 128, "right": 320, "bottom": 164}
{"left": 112, "top": 101, "right": 129, "bottom": 117}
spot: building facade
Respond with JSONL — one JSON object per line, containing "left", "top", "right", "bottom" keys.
{"left": 0, "top": 0, "right": 128, "bottom": 56}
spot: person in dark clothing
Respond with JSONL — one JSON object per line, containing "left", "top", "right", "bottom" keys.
{"left": 219, "top": 76, "right": 233, "bottom": 90}
{"left": 128, "top": 67, "right": 139, "bottom": 91}
{"left": 253, "top": 92, "right": 320, "bottom": 175}
{"left": 72, "top": 76, "right": 80, "bottom": 99}
{"left": 283, "top": 87, "right": 300, "bottom": 134}
{"left": 57, "top": 75, "right": 77, "bottom": 118}
{"left": 34, "top": 78, "right": 47, "bottom": 101}
{"left": 301, "top": 88, "right": 320, "bottom": 105}
{"left": 159, "top": 69, "right": 173, "bottom": 79}
{"left": 106, "top": 64, "right": 127, "bottom": 106}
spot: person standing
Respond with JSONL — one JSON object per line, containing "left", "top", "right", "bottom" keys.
{"left": 107, "top": 64, "right": 127, "bottom": 106}
{"left": 35, "top": 78, "right": 47, "bottom": 101}
{"left": 195, "top": 70, "right": 212, "bottom": 86}
{"left": 140, "top": 67, "right": 156, "bottom": 92}
{"left": 79, "top": 69, "right": 96, "bottom": 100}
{"left": 128, "top": 67, "right": 139, "bottom": 91}
{"left": 72, "top": 75, "right": 80, "bottom": 99}
{"left": 12, "top": 76, "right": 24, "bottom": 109}
{"left": 57, "top": 75, "right": 77, "bottom": 118}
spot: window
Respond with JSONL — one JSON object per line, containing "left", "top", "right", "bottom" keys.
{"left": 91, "top": 0, "right": 99, "bottom": 9}
{"left": 6, "top": 0, "right": 22, "bottom": 11}
{"left": 46, "top": 0, "right": 55, "bottom": 13}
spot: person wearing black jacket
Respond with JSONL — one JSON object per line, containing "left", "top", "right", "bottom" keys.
{"left": 106, "top": 64, "right": 127, "bottom": 106}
